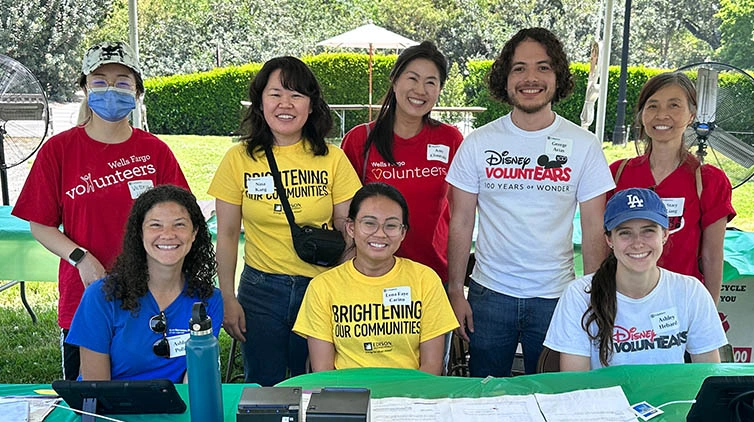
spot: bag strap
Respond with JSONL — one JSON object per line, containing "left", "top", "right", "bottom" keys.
{"left": 613, "top": 157, "right": 630, "bottom": 185}
{"left": 695, "top": 164, "right": 703, "bottom": 199}
{"left": 360, "top": 123, "right": 371, "bottom": 183}
{"left": 264, "top": 147, "right": 299, "bottom": 234}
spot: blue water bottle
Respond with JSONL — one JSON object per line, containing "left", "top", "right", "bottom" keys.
{"left": 186, "top": 302, "right": 223, "bottom": 422}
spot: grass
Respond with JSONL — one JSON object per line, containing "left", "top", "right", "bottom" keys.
{"left": 1, "top": 135, "right": 751, "bottom": 384}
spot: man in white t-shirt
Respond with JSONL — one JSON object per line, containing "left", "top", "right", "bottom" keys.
{"left": 445, "top": 27, "right": 615, "bottom": 377}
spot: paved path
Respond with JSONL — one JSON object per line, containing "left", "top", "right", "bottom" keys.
{"left": 4, "top": 102, "right": 81, "bottom": 205}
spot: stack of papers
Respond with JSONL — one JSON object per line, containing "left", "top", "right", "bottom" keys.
{"left": 367, "top": 386, "right": 637, "bottom": 422}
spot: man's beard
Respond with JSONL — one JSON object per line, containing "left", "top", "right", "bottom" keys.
{"left": 509, "top": 88, "right": 555, "bottom": 114}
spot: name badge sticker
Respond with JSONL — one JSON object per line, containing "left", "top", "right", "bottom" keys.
{"left": 246, "top": 175, "right": 274, "bottom": 194}
{"left": 545, "top": 136, "right": 573, "bottom": 157}
{"left": 661, "top": 198, "right": 684, "bottom": 217}
{"left": 167, "top": 333, "right": 190, "bottom": 358}
{"left": 427, "top": 144, "right": 450, "bottom": 163}
{"left": 649, "top": 308, "right": 679, "bottom": 334}
{"left": 383, "top": 286, "right": 411, "bottom": 306}
{"left": 128, "top": 180, "right": 154, "bottom": 199}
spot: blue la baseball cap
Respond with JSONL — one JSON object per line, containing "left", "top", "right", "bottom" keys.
{"left": 604, "top": 188, "right": 668, "bottom": 231}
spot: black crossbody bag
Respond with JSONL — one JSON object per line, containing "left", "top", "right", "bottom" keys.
{"left": 264, "top": 147, "right": 345, "bottom": 267}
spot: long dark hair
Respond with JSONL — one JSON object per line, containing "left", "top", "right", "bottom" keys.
{"left": 582, "top": 247, "right": 619, "bottom": 367}
{"left": 239, "top": 56, "right": 332, "bottom": 159}
{"left": 488, "top": 27, "right": 573, "bottom": 105}
{"left": 103, "top": 185, "right": 216, "bottom": 314}
{"left": 365, "top": 41, "right": 448, "bottom": 165}
{"left": 634, "top": 72, "right": 698, "bottom": 163}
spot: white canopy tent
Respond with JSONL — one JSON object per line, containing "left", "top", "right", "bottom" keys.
{"left": 317, "top": 23, "right": 418, "bottom": 119}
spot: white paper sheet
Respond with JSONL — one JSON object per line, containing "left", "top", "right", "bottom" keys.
{"left": 370, "top": 395, "right": 546, "bottom": 422}
{"left": 535, "top": 386, "right": 638, "bottom": 422}
{"left": 0, "top": 399, "right": 29, "bottom": 422}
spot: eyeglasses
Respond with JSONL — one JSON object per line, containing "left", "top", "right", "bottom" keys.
{"left": 149, "top": 312, "right": 170, "bottom": 358}
{"left": 355, "top": 218, "right": 405, "bottom": 237}
{"left": 88, "top": 77, "right": 135, "bottom": 91}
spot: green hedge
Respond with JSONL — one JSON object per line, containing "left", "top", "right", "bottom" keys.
{"left": 144, "top": 54, "right": 676, "bottom": 139}
{"left": 144, "top": 55, "right": 395, "bottom": 136}
{"left": 144, "top": 63, "right": 262, "bottom": 135}
{"left": 465, "top": 61, "right": 664, "bottom": 141}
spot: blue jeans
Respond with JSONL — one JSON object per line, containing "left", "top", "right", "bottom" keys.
{"left": 237, "top": 264, "right": 311, "bottom": 386}
{"left": 467, "top": 279, "right": 558, "bottom": 377}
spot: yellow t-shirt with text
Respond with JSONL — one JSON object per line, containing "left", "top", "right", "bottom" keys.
{"left": 293, "top": 258, "right": 459, "bottom": 370}
{"left": 208, "top": 141, "right": 361, "bottom": 278}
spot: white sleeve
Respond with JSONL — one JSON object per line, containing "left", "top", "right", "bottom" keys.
{"left": 543, "top": 277, "right": 593, "bottom": 357}
{"left": 445, "top": 131, "right": 479, "bottom": 194}
{"left": 685, "top": 280, "right": 728, "bottom": 355}
{"left": 575, "top": 136, "right": 615, "bottom": 203}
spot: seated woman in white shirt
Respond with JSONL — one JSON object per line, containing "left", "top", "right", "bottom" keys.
{"left": 544, "top": 187, "right": 726, "bottom": 370}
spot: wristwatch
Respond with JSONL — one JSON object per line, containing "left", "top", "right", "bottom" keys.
{"left": 68, "top": 247, "right": 88, "bottom": 267}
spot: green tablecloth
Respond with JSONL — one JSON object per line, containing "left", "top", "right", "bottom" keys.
{"left": 0, "top": 206, "right": 59, "bottom": 282}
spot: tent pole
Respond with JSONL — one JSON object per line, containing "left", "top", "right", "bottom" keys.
{"left": 128, "top": 0, "right": 143, "bottom": 129}
{"left": 368, "top": 43, "right": 374, "bottom": 121}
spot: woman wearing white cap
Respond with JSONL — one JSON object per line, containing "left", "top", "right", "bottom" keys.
{"left": 543, "top": 188, "right": 727, "bottom": 370}
{"left": 12, "top": 41, "right": 189, "bottom": 380}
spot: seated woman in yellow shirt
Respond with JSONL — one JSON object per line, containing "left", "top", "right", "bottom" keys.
{"left": 293, "top": 183, "right": 459, "bottom": 374}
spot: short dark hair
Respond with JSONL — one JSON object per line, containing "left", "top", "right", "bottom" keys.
{"left": 488, "top": 27, "right": 573, "bottom": 105}
{"left": 366, "top": 41, "right": 448, "bottom": 165}
{"left": 103, "top": 185, "right": 216, "bottom": 314}
{"left": 239, "top": 56, "right": 332, "bottom": 159}
{"left": 348, "top": 183, "right": 410, "bottom": 231}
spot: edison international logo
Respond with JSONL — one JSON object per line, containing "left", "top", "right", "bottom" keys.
{"left": 363, "top": 341, "right": 392, "bottom": 353}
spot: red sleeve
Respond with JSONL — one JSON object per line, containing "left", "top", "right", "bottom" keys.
{"left": 700, "top": 164, "right": 736, "bottom": 228}
{"left": 11, "top": 138, "right": 64, "bottom": 227}
{"left": 157, "top": 148, "right": 190, "bottom": 192}
{"left": 445, "top": 124, "right": 464, "bottom": 161}
{"left": 606, "top": 159, "right": 622, "bottom": 201}
{"left": 341, "top": 123, "right": 370, "bottom": 182}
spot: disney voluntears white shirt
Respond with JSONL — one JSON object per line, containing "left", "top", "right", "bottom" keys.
{"left": 544, "top": 268, "right": 728, "bottom": 369}
{"left": 445, "top": 113, "right": 614, "bottom": 298}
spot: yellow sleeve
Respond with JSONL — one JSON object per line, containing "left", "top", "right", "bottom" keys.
{"left": 208, "top": 144, "right": 246, "bottom": 205}
{"left": 419, "top": 267, "right": 460, "bottom": 342}
{"left": 293, "top": 275, "right": 334, "bottom": 343}
{"left": 329, "top": 145, "right": 362, "bottom": 205}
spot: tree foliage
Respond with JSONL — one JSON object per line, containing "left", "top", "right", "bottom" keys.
{"left": 3, "top": 0, "right": 749, "bottom": 102}
{"left": 0, "top": 0, "right": 113, "bottom": 101}
{"left": 717, "top": 0, "right": 754, "bottom": 69}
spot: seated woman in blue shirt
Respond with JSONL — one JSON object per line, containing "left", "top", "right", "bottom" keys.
{"left": 67, "top": 185, "right": 223, "bottom": 382}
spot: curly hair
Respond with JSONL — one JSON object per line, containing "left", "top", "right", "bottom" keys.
{"left": 634, "top": 72, "right": 698, "bottom": 164}
{"left": 238, "top": 56, "right": 332, "bottom": 160}
{"left": 102, "top": 185, "right": 216, "bottom": 315}
{"left": 488, "top": 27, "right": 573, "bottom": 106}
{"left": 365, "top": 41, "right": 448, "bottom": 165}
{"left": 582, "top": 248, "right": 618, "bottom": 367}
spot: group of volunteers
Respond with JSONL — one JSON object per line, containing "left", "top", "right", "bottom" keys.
{"left": 11, "top": 25, "right": 734, "bottom": 386}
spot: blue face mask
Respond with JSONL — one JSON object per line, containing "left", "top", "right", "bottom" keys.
{"left": 88, "top": 87, "right": 136, "bottom": 122}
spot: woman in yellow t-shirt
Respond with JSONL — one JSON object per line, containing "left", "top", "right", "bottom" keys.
{"left": 208, "top": 56, "right": 361, "bottom": 386}
{"left": 294, "top": 183, "right": 459, "bottom": 374}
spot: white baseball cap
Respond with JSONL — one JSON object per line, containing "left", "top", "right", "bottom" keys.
{"left": 81, "top": 42, "right": 141, "bottom": 77}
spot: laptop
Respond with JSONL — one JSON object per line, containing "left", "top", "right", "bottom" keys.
{"left": 686, "top": 376, "right": 754, "bottom": 421}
